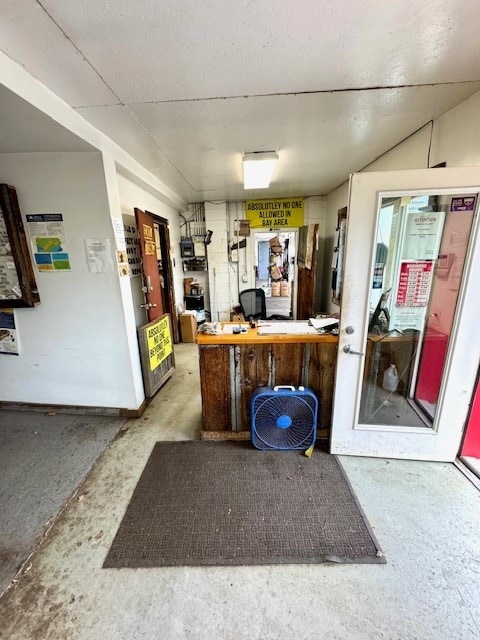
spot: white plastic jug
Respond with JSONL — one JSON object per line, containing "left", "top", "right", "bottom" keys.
{"left": 383, "top": 364, "right": 399, "bottom": 392}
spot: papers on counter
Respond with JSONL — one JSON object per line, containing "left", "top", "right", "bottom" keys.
{"left": 257, "top": 322, "right": 319, "bottom": 335}
{"left": 308, "top": 317, "right": 339, "bottom": 330}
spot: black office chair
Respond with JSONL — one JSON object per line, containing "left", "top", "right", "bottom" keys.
{"left": 239, "top": 288, "right": 267, "bottom": 319}
{"left": 239, "top": 288, "right": 291, "bottom": 321}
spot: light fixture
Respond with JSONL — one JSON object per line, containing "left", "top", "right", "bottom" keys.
{"left": 243, "top": 151, "right": 278, "bottom": 189}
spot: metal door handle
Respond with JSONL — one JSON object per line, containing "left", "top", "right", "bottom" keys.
{"left": 343, "top": 344, "right": 364, "bottom": 356}
{"left": 140, "top": 303, "right": 157, "bottom": 309}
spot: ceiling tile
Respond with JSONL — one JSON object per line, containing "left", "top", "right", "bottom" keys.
{"left": 40, "top": 0, "right": 480, "bottom": 103}
{"left": 0, "top": 0, "right": 119, "bottom": 107}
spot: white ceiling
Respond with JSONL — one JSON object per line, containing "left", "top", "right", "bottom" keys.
{"left": 1, "top": 0, "right": 480, "bottom": 204}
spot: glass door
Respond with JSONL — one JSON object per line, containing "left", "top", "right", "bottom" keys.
{"left": 331, "top": 168, "right": 480, "bottom": 461}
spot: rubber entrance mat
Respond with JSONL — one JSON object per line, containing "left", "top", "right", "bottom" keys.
{"left": 104, "top": 441, "right": 385, "bottom": 568}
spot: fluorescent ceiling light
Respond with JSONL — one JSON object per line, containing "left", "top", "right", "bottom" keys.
{"left": 243, "top": 151, "right": 278, "bottom": 189}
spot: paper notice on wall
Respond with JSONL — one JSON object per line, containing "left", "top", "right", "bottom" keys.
{"left": 402, "top": 212, "right": 445, "bottom": 261}
{"left": 112, "top": 217, "right": 126, "bottom": 250}
{"left": 0, "top": 308, "right": 18, "bottom": 355}
{"left": 84, "top": 239, "right": 113, "bottom": 273}
{"left": 26, "top": 214, "right": 71, "bottom": 271}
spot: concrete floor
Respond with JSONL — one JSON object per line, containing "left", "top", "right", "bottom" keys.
{"left": 0, "top": 410, "right": 126, "bottom": 595}
{"left": 1, "top": 343, "right": 480, "bottom": 639}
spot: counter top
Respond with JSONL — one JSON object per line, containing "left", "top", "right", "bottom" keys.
{"left": 196, "top": 322, "right": 339, "bottom": 345}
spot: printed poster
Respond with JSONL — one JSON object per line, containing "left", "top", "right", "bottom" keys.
{"left": 396, "top": 261, "right": 434, "bottom": 307}
{"left": 0, "top": 308, "right": 18, "bottom": 354}
{"left": 147, "top": 315, "right": 173, "bottom": 371}
{"left": 26, "top": 214, "right": 71, "bottom": 271}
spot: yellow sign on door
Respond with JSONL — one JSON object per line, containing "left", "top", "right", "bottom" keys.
{"left": 146, "top": 315, "right": 173, "bottom": 371}
{"left": 245, "top": 198, "right": 304, "bottom": 228}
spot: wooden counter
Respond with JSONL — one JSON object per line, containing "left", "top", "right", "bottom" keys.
{"left": 197, "top": 324, "right": 338, "bottom": 439}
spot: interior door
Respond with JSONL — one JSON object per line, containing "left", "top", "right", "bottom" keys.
{"left": 331, "top": 168, "right": 480, "bottom": 461}
{"left": 296, "top": 224, "right": 319, "bottom": 319}
{"left": 148, "top": 212, "right": 179, "bottom": 343}
{"left": 135, "top": 208, "right": 164, "bottom": 322}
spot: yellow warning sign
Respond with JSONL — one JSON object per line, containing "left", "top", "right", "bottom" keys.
{"left": 245, "top": 198, "right": 304, "bottom": 228}
{"left": 146, "top": 315, "right": 172, "bottom": 371}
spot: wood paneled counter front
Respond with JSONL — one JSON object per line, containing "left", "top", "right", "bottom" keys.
{"left": 197, "top": 323, "right": 338, "bottom": 439}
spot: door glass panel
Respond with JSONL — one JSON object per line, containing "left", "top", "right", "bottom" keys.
{"left": 359, "top": 193, "right": 477, "bottom": 427}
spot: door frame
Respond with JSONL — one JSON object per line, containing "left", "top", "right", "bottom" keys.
{"left": 331, "top": 167, "right": 480, "bottom": 461}
{"left": 251, "top": 229, "right": 299, "bottom": 319}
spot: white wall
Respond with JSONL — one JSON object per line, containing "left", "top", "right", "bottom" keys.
{"left": 432, "top": 91, "right": 480, "bottom": 167}
{"left": 0, "top": 152, "right": 143, "bottom": 410}
{"left": 205, "top": 202, "right": 229, "bottom": 321}
{"left": 323, "top": 91, "right": 480, "bottom": 313}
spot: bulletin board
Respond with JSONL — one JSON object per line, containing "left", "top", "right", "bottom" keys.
{"left": 0, "top": 184, "right": 40, "bottom": 307}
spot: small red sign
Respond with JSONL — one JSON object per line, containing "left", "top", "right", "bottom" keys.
{"left": 396, "top": 261, "right": 433, "bottom": 307}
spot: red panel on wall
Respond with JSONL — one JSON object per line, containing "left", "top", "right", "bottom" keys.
{"left": 462, "top": 375, "right": 480, "bottom": 458}
{"left": 415, "top": 329, "right": 449, "bottom": 405}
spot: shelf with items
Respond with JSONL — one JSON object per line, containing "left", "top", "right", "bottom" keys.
{"left": 182, "top": 257, "right": 208, "bottom": 272}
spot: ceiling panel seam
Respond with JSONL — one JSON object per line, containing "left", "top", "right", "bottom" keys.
{"left": 111, "top": 80, "right": 480, "bottom": 107}
{"left": 124, "top": 106, "right": 198, "bottom": 193}
{"left": 35, "top": 1, "right": 197, "bottom": 192}
{"left": 36, "top": 0, "right": 123, "bottom": 107}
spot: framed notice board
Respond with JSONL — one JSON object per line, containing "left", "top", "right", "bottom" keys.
{"left": 0, "top": 184, "right": 40, "bottom": 307}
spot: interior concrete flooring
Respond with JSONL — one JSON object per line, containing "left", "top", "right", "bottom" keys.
{"left": 0, "top": 410, "right": 126, "bottom": 595}
{"left": 1, "top": 343, "right": 480, "bottom": 640}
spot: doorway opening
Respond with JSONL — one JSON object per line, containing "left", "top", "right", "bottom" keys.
{"left": 253, "top": 230, "right": 296, "bottom": 319}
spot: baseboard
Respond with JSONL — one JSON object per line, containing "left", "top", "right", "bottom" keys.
{"left": 0, "top": 400, "right": 147, "bottom": 418}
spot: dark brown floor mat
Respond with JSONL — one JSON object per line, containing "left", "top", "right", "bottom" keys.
{"left": 104, "top": 441, "right": 385, "bottom": 568}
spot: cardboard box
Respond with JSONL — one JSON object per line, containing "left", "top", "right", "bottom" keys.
{"left": 180, "top": 313, "right": 197, "bottom": 343}
{"left": 183, "top": 277, "right": 195, "bottom": 295}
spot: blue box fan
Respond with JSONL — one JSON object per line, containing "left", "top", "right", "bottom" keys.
{"left": 250, "top": 385, "right": 318, "bottom": 451}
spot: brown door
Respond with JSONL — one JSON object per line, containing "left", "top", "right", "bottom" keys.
{"left": 296, "top": 224, "right": 319, "bottom": 319}
{"left": 135, "top": 208, "right": 164, "bottom": 322}
{"left": 148, "top": 212, "right": 179, "bottom": 343}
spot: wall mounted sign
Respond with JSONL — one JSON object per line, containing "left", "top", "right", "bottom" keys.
{"left": 0, "top": 184, "right": 40, "bottom": 307}
{"left": 123, "top": 221, "right": 141, "bottom": 276}
{"left": 245, "top": 198, "right": 304, "bottom": 229}
{"left": 26, "top": 213, "right": 71, "bottom": 271}
{"left": 146, "top": 314, "right": 173, "bottom": 370}
{"left": 137, "top": 313, "right": 175, "bottom": 397}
